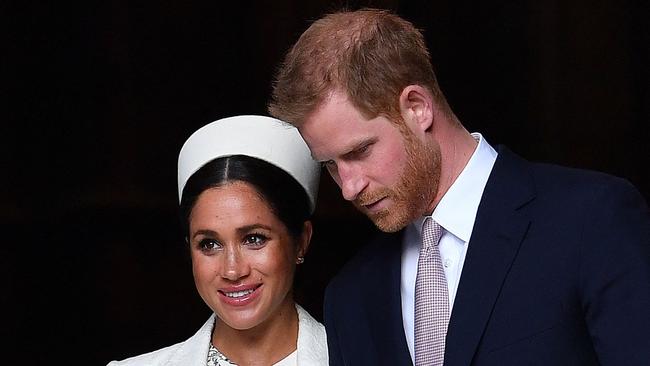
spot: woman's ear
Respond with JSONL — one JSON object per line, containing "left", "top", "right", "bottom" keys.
{"left": 296, "top": 221, "right": 313, "bottom": 263}
{"left": 398, "top": 85, "right": 434, "bottom": 135}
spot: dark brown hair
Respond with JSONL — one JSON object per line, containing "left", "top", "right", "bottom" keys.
{"left": 179, "top": 155, "right": 311, "bottom": 241}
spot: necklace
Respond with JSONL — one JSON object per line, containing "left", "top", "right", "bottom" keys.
{"left": 207, "top": 343, "right": 237, "bottom": 366}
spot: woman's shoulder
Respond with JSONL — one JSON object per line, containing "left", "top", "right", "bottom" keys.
{"left": 106, "top": 314, "right": 216, "bottom": 366}
{"left": 296, "top": 305, "right": 328, "bottom": 365}
{"left": 107, "top": 342, "right": 185, "bottom": 366}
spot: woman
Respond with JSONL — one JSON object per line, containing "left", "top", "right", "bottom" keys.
{"left": 108, "top": 115, "right": 327, "bottom": 365}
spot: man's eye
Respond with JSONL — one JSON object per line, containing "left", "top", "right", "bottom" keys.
{"left": 321, "top": 160, "right": 336, "bottom": 169}
{"left": 354, "top": 143, "right": 371, "bottom": 156}
{"left": 198, "top": 239, "right": 221, "bottom": 251}
{"left": 244, "top": 234, "right": 267, "bottom": 247}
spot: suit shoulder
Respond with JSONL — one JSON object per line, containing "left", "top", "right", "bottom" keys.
{"left": 528, "top": 161, "right": 645, "bottom": 203}
{"left": 326, "top": 230, "right": 402, "bottom": 292}
{"left": 531, "top": 161, "right": 628, "bottom": 185}
{"left": 496, "top": 146, "right": 643, "bottom": 200}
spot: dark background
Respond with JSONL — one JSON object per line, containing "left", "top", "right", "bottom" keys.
{"left": 3, "top": 0, "right": 648, "bottom": 364}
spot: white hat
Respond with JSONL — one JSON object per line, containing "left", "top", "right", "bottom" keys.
{"left": 177, "top": 115, "right": 320, "bottom": 212}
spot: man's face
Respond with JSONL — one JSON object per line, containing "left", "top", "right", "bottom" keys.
{"left": 300, "top": 90, "right": 440, "bottom": 232}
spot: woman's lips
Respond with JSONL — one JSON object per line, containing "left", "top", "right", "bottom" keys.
{"left": 218, "top": 284, "right": 262, "bottom": 306}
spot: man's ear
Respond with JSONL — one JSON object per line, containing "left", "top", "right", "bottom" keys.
{"left": 399, "top": 85, "right": 434, "bottom": 135}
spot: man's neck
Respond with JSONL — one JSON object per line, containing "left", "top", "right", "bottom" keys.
{"left": 429, "top": 125, "right": 478, "bottom": 213}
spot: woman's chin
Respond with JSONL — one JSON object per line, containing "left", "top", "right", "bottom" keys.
{"left": 217, "top": 307, "right": 266, "bottom": 331}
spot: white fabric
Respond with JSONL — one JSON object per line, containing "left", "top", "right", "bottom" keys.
{"left": 275, "top": 350, "right": 297, "bottom": 366}
{"left": 401, "top": 133, "right": 498, "bottom": 361}
{"left": 208, "top": 343, "right": 297, "bottom": 365}
{"left": 107, "top": 305, "right": 328, "bottom": 366}
{"left": 177, "top": 115, "right": 320, "bottom": 212}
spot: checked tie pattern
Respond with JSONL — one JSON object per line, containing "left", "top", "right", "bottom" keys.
{"left": 414, "top": 218, "right": 448, "bottom": 366}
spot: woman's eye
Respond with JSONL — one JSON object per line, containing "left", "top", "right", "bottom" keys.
{"left": 244, "top": 234, "right": 268, "bottom": 247}
{"left": 198, "top": 238, "right": 221, "bottom": 252}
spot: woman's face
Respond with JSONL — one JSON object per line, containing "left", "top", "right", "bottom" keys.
{"left": 188, "top": 181, "right": 308, "bottom": 330}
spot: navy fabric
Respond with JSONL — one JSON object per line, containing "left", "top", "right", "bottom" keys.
{"left": 324, "top": 146, "right": 650, "bottom": 366}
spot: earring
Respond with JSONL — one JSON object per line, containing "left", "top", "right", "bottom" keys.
{"left": 296, "top": 256, "right": 305, "bottom": 264}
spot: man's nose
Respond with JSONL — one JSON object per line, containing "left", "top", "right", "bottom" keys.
{"left": 337, "top": 162, "right": 367, "bottom": 201}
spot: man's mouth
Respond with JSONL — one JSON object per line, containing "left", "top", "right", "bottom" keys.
{"left": 360, "top": 197, "right": 387, "bottom": 212}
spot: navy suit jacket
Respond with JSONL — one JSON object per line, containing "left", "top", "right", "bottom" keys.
{"left": 323, "top": 146, "right": 650, "bottom": 365}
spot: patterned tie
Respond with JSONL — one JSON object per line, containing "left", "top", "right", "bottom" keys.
{"left": 414, "top": 217, "right": 448, "bottom": 366}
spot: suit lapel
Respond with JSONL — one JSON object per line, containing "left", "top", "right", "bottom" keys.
{"left": 364, "top": 231, "right": 414, "bottom": 364}
{"left": 444, "top": 147, "right": 535, "bottom": 366}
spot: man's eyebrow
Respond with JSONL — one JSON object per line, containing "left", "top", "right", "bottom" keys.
{"left": 341, "top": 137, "right": 376, "bottom": 159}
{"left": 312, "top": 136, "right": 375, "bottom": 163}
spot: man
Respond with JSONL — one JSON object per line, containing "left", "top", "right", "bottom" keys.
{"left": 269, "top": 8, "right": 650, "bottom": 366}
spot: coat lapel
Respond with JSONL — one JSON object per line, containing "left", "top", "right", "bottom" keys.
{"left": 444, "top": 147, "right": 535, "bottom": 366}
{"left": 167, "top": 313, "right": 215, "bottom": 365}
{"left": 364, "top": 231, "right": 414, "bottom": 364}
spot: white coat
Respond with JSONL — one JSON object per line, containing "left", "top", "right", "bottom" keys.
{"left": 108, "top": 305, "right": 328, "bottom": 365}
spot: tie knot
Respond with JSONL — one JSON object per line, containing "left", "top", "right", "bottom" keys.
{"left": 422, "top": 217, "right": 443, "bottom": 251}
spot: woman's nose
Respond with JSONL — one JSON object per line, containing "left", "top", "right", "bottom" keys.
{"left": 220, "top": 246, "right": 250, "bottom": 281}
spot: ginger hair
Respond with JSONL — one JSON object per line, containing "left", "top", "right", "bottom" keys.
{"left": 269, "top": 8, "right": 450, "bottom": 125}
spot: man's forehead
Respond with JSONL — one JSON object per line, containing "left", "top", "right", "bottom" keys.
{"left": 297, "top": 90, "right": 376, "bottom": 154}
{"left": 299, "top": 121, "right": 376, "bottom": 162}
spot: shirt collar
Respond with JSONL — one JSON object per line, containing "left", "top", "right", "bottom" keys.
{"left": 415, "top": 133, "right": 497, "bottom": 242}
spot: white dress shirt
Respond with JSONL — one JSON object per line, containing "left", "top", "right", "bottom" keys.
{"left": 401, "top": 133, "right": 497, "bottom": 361}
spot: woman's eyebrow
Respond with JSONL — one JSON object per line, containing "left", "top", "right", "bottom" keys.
{"left": 192, "top": 229, "right": 218, "bottom": 240}
{"left": 236, "top": 224, "right": 273, "bottom": 234}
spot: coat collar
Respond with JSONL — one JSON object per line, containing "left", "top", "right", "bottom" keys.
{"left": 163, "top": 313, "right": 214, "bottom": 365}
{"left": 162, "top": 305, "right": 327, "bottom": 365}
{"left": 444, "top": 146, "right": 535, "bottom": 366}
{"left": 296, "top": 304, "right": 329, "bottom": 364}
